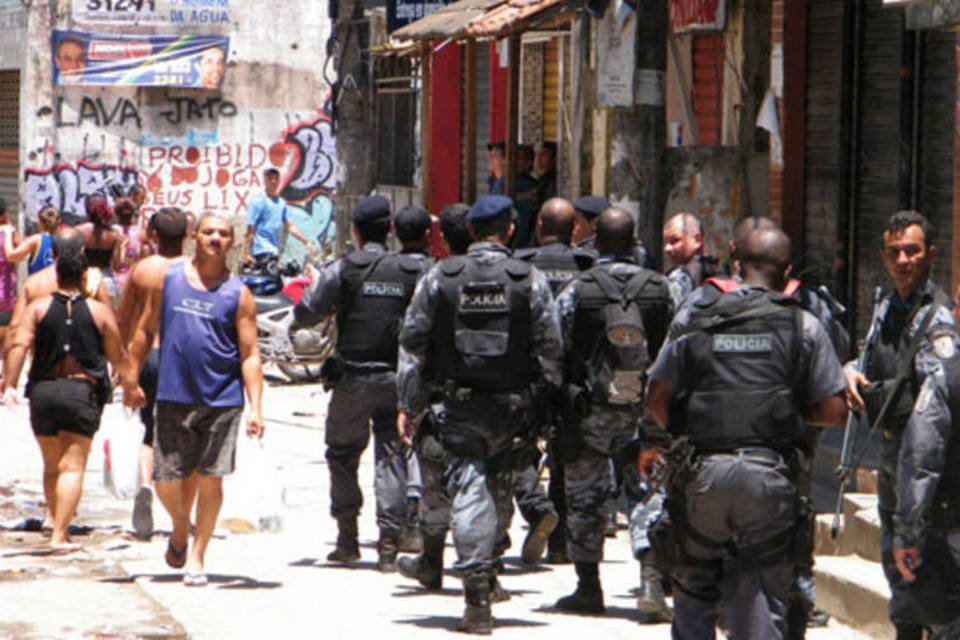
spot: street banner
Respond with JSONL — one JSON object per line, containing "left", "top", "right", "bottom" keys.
{"left": 596, "top": 1, "right": 636, "bottom": 107}
{"left": 71, "top": 0, "right": 231, "bottom": 27}
{"left": 669, "top": 0, "right": 725, "bottom": 33}
{"left": 52, "top": 30, "right": 229, "bottom": 89}
{"left": 387, "top": 0, "right": 453, "bottom": 33}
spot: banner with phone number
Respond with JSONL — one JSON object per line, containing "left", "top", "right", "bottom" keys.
{"left": 52, "top": 30, "right": 229, "bottom": 88}
{"left": 72, "top": 0, "right": 231, "bottom": 27}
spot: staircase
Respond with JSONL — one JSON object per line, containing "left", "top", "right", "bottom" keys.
{"left": 814, "top": 493, "right": 894, "bottom": 640}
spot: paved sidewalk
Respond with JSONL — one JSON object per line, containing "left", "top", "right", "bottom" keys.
{"left": 0, "top": 377, "right": 869, "bottom": 639}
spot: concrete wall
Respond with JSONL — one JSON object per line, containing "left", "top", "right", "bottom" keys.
{"left": 20, "top": 0, "right": 334, "bottom": 262}
{"left": 663, "top": 146, "right": 752, "bottom": 265}
{"left": 0, "top": 0, "right": 25, "bottom": 72}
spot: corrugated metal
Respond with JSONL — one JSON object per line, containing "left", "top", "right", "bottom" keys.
{"left": 692, "top": 34, "right": 723, "bottom": 145}
{"left": 465, "top": 0, "right": 575, "bottom": 38}
{"left": 0, "top": 70, "right": 18, "bottom": 213}
{"left": 543, "top": 38, "right": 559, "bottom": 143}
{"left": 393, "top": 0, "right": 504, "bottom": 40}
{"left": 393, "top": 0, "right": 580, "bottom": 41}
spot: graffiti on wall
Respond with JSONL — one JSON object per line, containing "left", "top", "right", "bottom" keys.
{"left": 24, "top": 161, "right": 139, "bottom": 221}
{"left": 24, "top": 106, "right": 337, "bottom": 257}
{"left": 140, "top": 112, "right": 337, "bottom": 259}
{"left": 52, "top": 95, "right": 238, "bottom": 128}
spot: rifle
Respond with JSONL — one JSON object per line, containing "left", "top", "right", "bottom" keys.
{"left": 831, "top": 286, "right": 882, "bottom": 539}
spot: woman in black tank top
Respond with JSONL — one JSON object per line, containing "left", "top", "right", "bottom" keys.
{"left": 76, "top": 194, "right": 120, "bottom": 303}
{"left": 1, "top": 242, "right": 124, "bottom": 552}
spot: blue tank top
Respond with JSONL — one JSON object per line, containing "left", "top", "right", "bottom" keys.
{"left": 157, "top": 262, "right": 244, "bottom": 407}
{"left": 27, "top": 234, "right": 54, "bottom": 275}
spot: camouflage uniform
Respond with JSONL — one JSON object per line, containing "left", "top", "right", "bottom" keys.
{"left": 397, "top": 242, "right": 562, "bottom": 576}
{"left": 296, "top": 244, "right": 431, "bottom": 539}
{"left": 845, "top": 279, "right": 956, "bottom": 635}
{"left": 649, "top": 286, "right": 847, "bottom": 640}
{"left": 894, "top": 360, "right": 960, "bottom": 638}
{"left": 556, "top": 257, "right": 671, "bottom": 563}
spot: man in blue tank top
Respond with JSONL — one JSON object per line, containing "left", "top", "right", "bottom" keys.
{"left": 123, "top": 213, "right": 264, "bottom": 586}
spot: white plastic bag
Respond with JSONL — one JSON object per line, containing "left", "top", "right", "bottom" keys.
{"left": 221, "top": 437, "right": 285, "bottom": 532}
{"left": 102, "top": 410, "right": 145, "bottom": 500}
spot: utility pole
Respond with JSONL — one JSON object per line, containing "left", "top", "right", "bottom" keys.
{"left": 330, "top": 0, "right": 376, "bottom": 254}
{"left": 608, "top": 0, "right": 667, "bottom": 267}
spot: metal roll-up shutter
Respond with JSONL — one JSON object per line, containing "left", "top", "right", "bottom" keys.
{"left": 916, "top": 30, "right": 955, "bottom": 289}
{"left": 853, "top": 1, "right": 903, "bottom": 336}
{"left": 0, "top": 70, "right": 18, "bottom": 214}
{"left": 803, "top": 0, "right": 844, "bottom": 287}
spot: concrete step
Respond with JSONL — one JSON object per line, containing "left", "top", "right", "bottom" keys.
{"left": 815, "top": 493, "right": 882, "bottom": 562}
{"left": 814, "top": 554, "right": 893, "bottom": 640}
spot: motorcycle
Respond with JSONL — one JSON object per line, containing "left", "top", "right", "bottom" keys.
{"left": 240, "top": 258, "right": 336, "bottom": 383}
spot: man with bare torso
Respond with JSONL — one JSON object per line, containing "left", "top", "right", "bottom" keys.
{"left": 115, "top": 208, "right": 187, "bottom": 538}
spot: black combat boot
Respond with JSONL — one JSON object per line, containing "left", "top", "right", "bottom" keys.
{"left": 555, "top": 561, "right": 605, "bottom": 614}
{"left": 377, "top": 530, "right": 399, "bottom": 572}
{"left": 521, "top": 510, "right": 559, "bottom": 565}
{"left": 326, "top": 517, "right": 360, "bottom": 563}
{"left": 397, "top": 532, "right": 445, "bottom": 590}
{"left": 398, "top": 497, "right": 424, "bottom": 553}
{"left": 457, "top": 570, "right": 493, "bottom": 635}
{"left": 636, "top": 554, "right": 672, "bottom": 623}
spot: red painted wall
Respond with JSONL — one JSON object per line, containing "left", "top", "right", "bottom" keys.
{"left": 429, "top": 42, "right": 463, "bottom": 215}
{"left": 489, "top": 42, "right": 508, "bottom": 144}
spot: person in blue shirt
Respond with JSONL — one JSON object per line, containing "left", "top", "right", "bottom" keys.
{"left": 242, "top": 168, "right": 316, "bottom": 266}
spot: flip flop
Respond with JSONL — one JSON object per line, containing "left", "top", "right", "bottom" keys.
{"left": 183, "top": 572, "right": 208, "bottom": 587}
{"left": 165, "top": 540, "right": 188, "bottom": 569}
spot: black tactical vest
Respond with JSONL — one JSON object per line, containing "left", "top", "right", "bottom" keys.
{"left": 516, "top": 242, "right": 586, "bottom": 295}
{"left": 861, "top": 291, "right": 947, "bottom": 434}
{"left": 336, "top": 250, "right": 426, "bottom": 367}
{"left": 567, "top": 263, "right": 670, "bottom": 394}
{"left": 676, "top": 287, "right": 804, "bottom": 452}
{"left": 429, "top": 254, "right": 533, "bottom": 392}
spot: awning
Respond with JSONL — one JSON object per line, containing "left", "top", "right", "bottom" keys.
{"left": 392, "top": 0, "right": 581, "bottom": 41}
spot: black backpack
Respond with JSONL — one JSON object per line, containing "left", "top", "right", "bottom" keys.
{"left": 584, "top": 268, "right": 655, "bottom": 405}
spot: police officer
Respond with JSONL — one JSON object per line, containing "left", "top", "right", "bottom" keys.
{"left": 844, "top": 210, "right": 957, "bottom": 640}
{"left": 513, "top": 197, "right": 593, "bottom": 565}
{"left": 439, "top": 203, "right": 471, "bottom": 256}
{"left": 394, "top": 205, "right": 436, "bottom": 554}
{"left": 294, "top": 195, "right": 431, "bottom": 572}
{"left": 397, "top": 195, "right": 562, "bottom": 634}
{"left": 662, "top": 211, "right": 719, "bottom": 309}
{"left": 553, "top": 207, "right": 672, "bottom": 613}
{"left": 892, "top": 355, "right": 960, "bottom": 638}
{"left": 645, "top": 227, "right": 848, "bottom": 639}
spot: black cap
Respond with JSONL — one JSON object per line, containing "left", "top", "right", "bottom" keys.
{"left": 468, "top": 195, "right": 513, "bottom": 222}
{"left": 394, "top": 204, "right": 431, "bottom": 241}
{"left": 0, "top": 197, "right": 8, "bottom": 214}
{"left": 350, "top": 195, "right": 391, "bottom": 223}
{"left": 573, "top": 195, "right": 610, "bottom": 219}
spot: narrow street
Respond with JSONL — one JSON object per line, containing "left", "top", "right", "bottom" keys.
{"left": 0, "top": 373, "right": 869, "bottom": 639}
